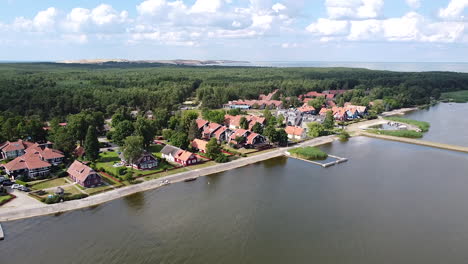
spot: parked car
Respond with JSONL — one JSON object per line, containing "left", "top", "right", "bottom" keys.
{"left": 18, "top": 186, "right": 30, "bottom": 192}
{"left": 11, "top": 183, "right": 21, "bottom": 189}
{"left": 1, "top": 180, "right": 13, "bottom": 186}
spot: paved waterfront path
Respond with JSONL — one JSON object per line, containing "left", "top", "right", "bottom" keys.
{"left": 0, "top": 136, "right": 336, "bottom": 222}
{"left": 361, "top": 132, "right": 468, "bottom": 153}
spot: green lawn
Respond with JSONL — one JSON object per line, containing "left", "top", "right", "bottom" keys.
{"left": 62, "top": 186, "right": 82, "bottom": 196}
{"left": 367, "top": 129, "right": 423, "bottom": 138}
{"left": 31, "top": 178, "right": 69, "bottom": 190}
{"left": 142, "top": 167, "right": 189, "bottom": 181}
{"left": 289, "top": 147, "right": 328, "bottom": 160}
{"left": 441, "top": 90, "right": 468, "bottom": 103}
{"left": 0, "top": 194, "right": 13, "bottom": 204}
{"left": 95, "top": 151, "right": 122, "bottom": 176}
{"left": 85, "top": 184, "right": 114, "bottom": 195}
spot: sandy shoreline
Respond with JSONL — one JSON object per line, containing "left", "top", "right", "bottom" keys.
{"left": 0, "top": 136, "right": 336, "bottom": 222}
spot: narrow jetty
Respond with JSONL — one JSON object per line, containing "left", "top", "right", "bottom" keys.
{"left": 285, "top": 152, "right": 348, "bottom": 168}
{"left": 0, "top": 223, "right": 4, "bottom": 240}
{"left": 362, "top": 132, "right": 468, "bottom": 154}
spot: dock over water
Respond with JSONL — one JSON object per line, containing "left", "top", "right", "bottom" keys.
{"left": 285, "top": 152, "right": 348, "bottom": 168}
{"left": 362, "top": 132, "right": 468, "bottom": 154}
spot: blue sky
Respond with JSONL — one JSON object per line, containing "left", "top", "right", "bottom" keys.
{"left": 0, "top": 0, "right": 467, "bottom": 62}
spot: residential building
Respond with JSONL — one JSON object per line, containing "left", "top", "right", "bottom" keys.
{"left": 228, "top": 129, "right": 250, "bottom": 144}
{"left": 202, "top": 123, "right": 222, "bottom": 139}
{"left": 246, "top": 133, "right": 266, "bottom": 146}
{"left": 192, "top": 139, "right": 209, "bottom": 153}
{"left": 285, "top": 126, "right": 307, "bottom": 140}
{"left": 0, "top": 140, "right": 34, "bottom": 160}
{"left": 119, "top": 151, "right": 158, "bottom": 170}
{"left": 3, "top": 155, "right": 52, "bottom": 179}
{"left": 67, "top": 160, "right": 102, "bottom": 188}
{"left": 161, "top": 145, "right": 198, "bottom": 166}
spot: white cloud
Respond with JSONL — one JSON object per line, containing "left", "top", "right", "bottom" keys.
{"left": 439, "top": 0, "right": 468, "bottom": 20}
{"left": 307, "top": 18, "right": 349, "bottom": 35}
{"left": 33, "top": 7, "right": 58, "bottom": 31}
{"left": 191, "top": 0, "right": 223, "bottom": 13}
{"left": 325, "top": 0, "right": 384, "bottom": 19}
{"left": 406, "top": 0, "right": 421, "bottom": 9}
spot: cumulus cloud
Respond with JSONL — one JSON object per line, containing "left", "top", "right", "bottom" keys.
{"left": 439, "top": 0, "right": 468, "bottom": 20}
{"left": 325, "top": 0, "right": 384, "bottom": 19}
{"left": 307, "top": 18, "right": 349, "bottom": 36}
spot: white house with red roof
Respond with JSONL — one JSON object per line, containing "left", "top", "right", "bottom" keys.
{"left": 161, "top": 145, "right": 198, "bottom": 166}
{"left": 285, "top": 126, "right": 307, "bottom": 140}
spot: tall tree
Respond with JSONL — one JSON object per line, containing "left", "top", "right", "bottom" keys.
{"left": 170, "top": 132, "right": 189, "bottom": 149}
{"left": 323, "top": 111, "right": 335, "bottom": 130}
{"left": 122, "top": 136, "right": 144, "bottom": 168}
{"left": 239, "top": 117, "right": 249, "bottom": 130}
{"left": 54, "top": 127, "right": 76, "bottom": 155}
{"left": 134, "top": 117, "right": 155, "bottom": 148}
{"left": 84, "top": 126, "right": 99, "bottom": 161}
{"left": 113, "top": 120, "right": 135, "bottom": 146}
{"left": 251, "top": 122, "right": 264, "bottom": 134}
{"left": 206, "top": 138, "right": 222, "bottom": 159}
{"left": 188, "top": 120, "right": 201, "bottom": 141}
{"left": 307, "top": 122, "right": 325, "bottom": 138}
{"left": 276, "top": 129, "right": 289, "bottom": 146}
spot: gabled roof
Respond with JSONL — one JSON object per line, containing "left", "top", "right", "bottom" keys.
{"left": 175, "top": 150, "right": 196, "bottom": 162}
{"left": 298, "top": 104, "right": 316, "bottom": 113}
{"left": 213, "top": 126, "right": 228, "bottom": 140}
{"left": 119, "top": 151, "right": 157, "bottom": 164}
{"left": 246, "top": 133, "right": 261, "bottom": 145}
{"left": 4, "top": 155, "right": 51, "bottom": 171}
{"left": 192, "top": 139, "right": 208, "bottom": 152}
{"left": 285, "top": 126, "right": 305, "bottom": 136}
{"left": 0, "top": 140, "right": 34, "bottom": 152}
{"left": 67, "top": 160, "right": 96, "bottom": 182}
{"left": 161, "top": 145, "right": 181, "bottom": 156}
{"left": 196, "top": 119, "right": 209, "bottom": 129}
{"left": 203, "top": 122, "right": 222, "bottom": 135}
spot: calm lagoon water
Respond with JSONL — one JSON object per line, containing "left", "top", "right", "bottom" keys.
{"left": 1, "top": 104, "right": 468, "bottom": 264}
{"left": 404, "top": 103, "right": 468, "bottom": 146}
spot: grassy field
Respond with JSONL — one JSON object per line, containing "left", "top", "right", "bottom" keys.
{"left": 441, "top": 90, "right": 468, "bottom": 103}
{"left": 289, "top": 147, "right": 328, "bottom": 160}
{"left": 95, "top": 151, "right": 122, "bottom": 175}
{"left": 384, "top": 117, "right": 430, "bottom": 132}
{"left": 0, "top": 194, "right": 13, "bottom": 204}
{"left": 367, "top": 129, "right": 423, "bottom": 138}
{"left": 31, "top": 178, "right": 69, "bottom": 190}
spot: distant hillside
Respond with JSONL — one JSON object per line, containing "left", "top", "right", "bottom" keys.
{"left": 57, "top": 59, "right": 249, "bottom": 66}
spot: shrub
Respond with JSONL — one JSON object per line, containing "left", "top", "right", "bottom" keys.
{"left": 57, "top": 171, "right": 68, "bottom": 178}
{"left": 215, "top": 155, "right": 229, "bottom": 163}
{"left": 339, "top": 131, "right": 351, "bottom": 142}
{"left": 117, "top": 167, "right": 128, "bottom": 176}
{"left": 43, "top": 195, "right": 61, "bottom": 204}
{"left": 65, "top": 193, "right": 88, "bottom": 201}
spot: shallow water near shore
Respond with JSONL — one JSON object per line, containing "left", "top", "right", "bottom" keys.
{"left": 2, "top": 104, "right": 468, "bottom": 264}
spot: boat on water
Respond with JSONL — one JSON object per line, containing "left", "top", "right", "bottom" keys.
{"left": 184, "top": 177, "right": 197, "bottom": 182}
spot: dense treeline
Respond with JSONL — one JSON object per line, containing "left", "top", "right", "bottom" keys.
{"left": 1, "top": 63, "right": 468, "bottom": 120}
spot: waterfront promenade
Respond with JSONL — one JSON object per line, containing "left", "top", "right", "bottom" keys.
{"left": 0, "top": 136, "right": 336, "bottom": 222}
{"left": 361, "top": 132, "right": 468, "bottom": 153}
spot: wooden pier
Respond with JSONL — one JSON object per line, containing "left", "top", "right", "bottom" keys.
{"left": 0, "top": 223, "right": 4, "bottom": 240}
{"left": 285, "top": 152, "right": 348, "bottom": 168}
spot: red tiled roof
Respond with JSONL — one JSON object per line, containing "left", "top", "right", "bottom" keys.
{"left": 4, "top": 155, "right": 51, "bottom": 171}
{"left": 246, "top": 133, "right": 260, "bottom": 145}
{"left": 192, "top": 139, "right": 208, "bottom": 152}
{"left": 213, "top": 126, "right": 227, "bottom": 140}
{"left": 196, "top": 119, "right": 209, "bottom": 129}
{"left": 298, "top": 104, "right": 316, "bottom": 113}
{"left": 285, "top": 126, "right": 305, "bottom": 136}
{"left": 0, "top": 140, "right": 33, "bottom": 152}
{"left": 176, "top": 150, "right": 196, "bottom": 162}
{"left": 203, "top": 122, "right": 222, "bottom": 135}
{"left": 67, "top": 160, "right": 96, "bottom": 182}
